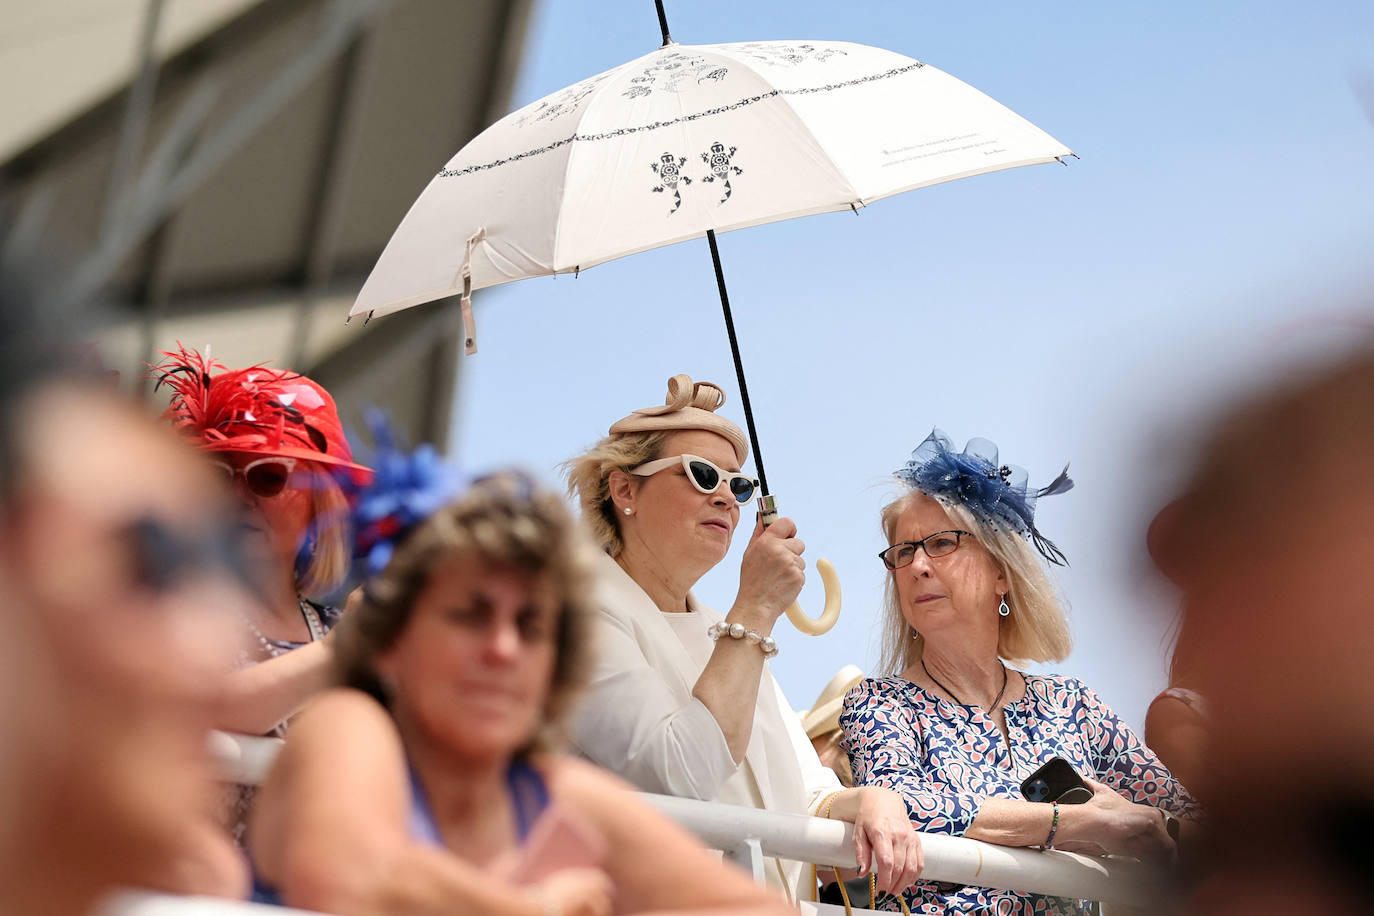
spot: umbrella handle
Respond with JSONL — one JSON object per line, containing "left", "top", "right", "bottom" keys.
{"left": 784, "top": 557, "right": 842, "bottom": 636}
{"left": 759, "top": 495, "right": 842, "bottom": 636}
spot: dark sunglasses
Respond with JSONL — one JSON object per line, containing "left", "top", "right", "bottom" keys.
{"left": 628, "top": 453, "right": 759, "bottom": 506}
{"left": 123, "top": 514, "right": 260, "bottom": 597}
{"left": 211, "top": 456, "right": 298, "bottom": 498}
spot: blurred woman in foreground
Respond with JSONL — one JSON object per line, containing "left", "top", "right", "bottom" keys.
{"left": 0, "top": 278, "right": 252, "bottom": 911}
{"left": 842, "top": 430, "right": 1201, "bottom": 914}
{"left": 1143, "top": 505, "right": 1209, "bottom": 801}
{"left": 1153, "top": 346, "right": 1374, "bottom": 914}
{"left": 250, "top": 442, "right": 790, "bottom": 916}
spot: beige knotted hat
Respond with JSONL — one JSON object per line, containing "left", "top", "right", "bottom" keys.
{"left": 609, "top": 374, "right": 749, "bottom": 465}
{"left": 799, "top": 664, "right": 867, "bottom": 738}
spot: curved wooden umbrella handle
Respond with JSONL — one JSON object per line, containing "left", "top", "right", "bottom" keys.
{"left": 784, "top": 556, "right": 841, "bottom": 635}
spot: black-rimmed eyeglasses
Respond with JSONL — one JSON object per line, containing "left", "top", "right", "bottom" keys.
{"left": 877, "top": 530, "right": 973, "bottom": 570}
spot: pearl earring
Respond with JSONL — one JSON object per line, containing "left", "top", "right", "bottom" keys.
{"left": 624, "top": 507, "right": 633, "bottom": 516}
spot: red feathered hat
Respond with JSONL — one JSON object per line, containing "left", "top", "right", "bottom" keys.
{"left": 150, "top": 344, "right": 372, "bottom": 483}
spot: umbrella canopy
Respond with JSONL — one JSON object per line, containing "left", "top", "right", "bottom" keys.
{"left": 351, "top": 38, "right": 1072, "bottom": 320}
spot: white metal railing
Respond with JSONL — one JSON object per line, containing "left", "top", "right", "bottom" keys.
{"left": 186, "top": 731, "right": 1165, "bottom": 911}
{"left": 643, "top": 793, "right": 1165, "bottom": 907}
{"left": 207, "top": 730, "right": 284, "bottom": 786}
{"left": 96, "top": 892, "right": 324, "bottom": 916}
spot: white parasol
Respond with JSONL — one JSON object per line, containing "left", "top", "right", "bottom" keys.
{"left": 351, "top": 3, "right": 1074, "bottom": 633}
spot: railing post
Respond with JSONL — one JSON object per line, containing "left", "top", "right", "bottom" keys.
{"left": 725, "top": 837, "right": 766, "bottom": 885}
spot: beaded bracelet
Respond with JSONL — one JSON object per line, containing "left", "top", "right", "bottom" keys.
{"left": 707, "top": 620, "right": 779, "bottom": 658}
{"left": 1043, "top": 801, "right": 1060, "bottom": 849}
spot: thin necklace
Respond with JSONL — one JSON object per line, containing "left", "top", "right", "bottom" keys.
{"left": 921, "top": 658, "right": 1009, "bottom": 714}
{"left": 242, "top": 594, "right": 324, "bottom": 654}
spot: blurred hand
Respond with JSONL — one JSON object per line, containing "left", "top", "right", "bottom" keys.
{"left": 732, "top": 514, "right": 806, "bottom": 627}
{"left": 527, "top": 867, "right": 614, "bottom": 916}
{"left": 322, "top": 586, "right": 367, "bottom": 645}
{"left": 851, "top": 787, "right": 924, "bottom": 895}
{"left": 343, "top": 585, "right": 366, "bottom": 617}
{"left": 1056, "top": 778, "right": 1174, "bottom": 865}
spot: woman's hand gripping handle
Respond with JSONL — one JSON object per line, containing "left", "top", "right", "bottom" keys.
{"left": 758, "top": 494, "right": 841, "bottom": 635}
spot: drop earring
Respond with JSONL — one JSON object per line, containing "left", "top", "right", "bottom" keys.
{"left": 998, "top": 596, "right": 1011, "bottom": 618}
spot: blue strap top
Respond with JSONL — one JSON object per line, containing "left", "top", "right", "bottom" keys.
{"left": 408, "top": 756, "right": 550, "bottom": 845}
{"left": 251, "top": 757, "right": 550, "bottom": 905}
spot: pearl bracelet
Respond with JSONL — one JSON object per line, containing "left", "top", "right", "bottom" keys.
{"left": 707, "top": 620, "right": 779, "bottom": 658}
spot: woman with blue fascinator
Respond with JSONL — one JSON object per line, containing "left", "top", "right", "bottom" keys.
{"left": 248, "top": 427, "right": 790, "bottom": 916}
{"left": 840, "top": 430, "right": 1203, "bottom": 915}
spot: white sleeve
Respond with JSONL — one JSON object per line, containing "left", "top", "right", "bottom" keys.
{"left": 771, "top": 673, "right": 842, "bottom": 813}
{"left": 569, "top": 605, "right": 742, "bottom": 801}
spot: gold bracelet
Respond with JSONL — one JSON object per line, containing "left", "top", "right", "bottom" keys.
{"left": 819, "top": 790, "right": 844, "bottom": 819}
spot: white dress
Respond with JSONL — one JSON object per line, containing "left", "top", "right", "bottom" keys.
{"left": 569, "top": 553, "right": 841, "bottom": 903}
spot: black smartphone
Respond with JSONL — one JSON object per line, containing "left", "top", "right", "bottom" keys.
{"left": 1020, "top": 756, "right": 1093, "bottom": 805}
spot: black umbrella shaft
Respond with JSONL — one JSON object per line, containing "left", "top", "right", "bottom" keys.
{"left": 706, "top": 229, "right": 769, "bottom": 496}
{"left": 654, "top": 0, "right": 673, "bottom": 46}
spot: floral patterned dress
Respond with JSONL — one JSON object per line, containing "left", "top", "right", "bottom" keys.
{"left": 840, "top": 673, "right": 1201, "bottom": 914}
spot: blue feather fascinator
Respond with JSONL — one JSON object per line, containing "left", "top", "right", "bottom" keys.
{"left": 347, "top": 411, "right": 467, "bottom": 580}
{"left": 894, "top": 429, "right": 1074, "bottom": 566}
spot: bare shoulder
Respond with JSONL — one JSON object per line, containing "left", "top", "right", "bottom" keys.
{"left": 252, "top": 688, "right": 410, "bottom": 867}
{"left": 1145, "top": 690, "right": 1207, "bottom": 735}
{"left": 292, "top": 688, "right": 393, "bottom": 735}
{"left": 272, "top": 688, "right": 404, "bottom": 777}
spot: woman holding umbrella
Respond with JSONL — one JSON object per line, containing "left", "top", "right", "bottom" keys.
{"left": 564, "top": 374, "right": 924, "bottom": 905}
{"left": 841, "top": 430, "right": 1201, "bottom": 914}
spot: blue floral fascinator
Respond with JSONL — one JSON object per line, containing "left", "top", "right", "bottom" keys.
{"left": 347, "top": 410, "right": 467, "bottom": 580}
{"left": 894, "top": 429, "right": 1074, "bottom": 566}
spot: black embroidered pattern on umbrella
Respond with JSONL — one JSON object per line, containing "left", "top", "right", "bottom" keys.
{"left": 439, "top": 62, "right": 924, "bottom": 180}
{"left": 700, "top": 142, "right": 742, "bottom": 204}
{"left": 650, "top": 152, "right": 693, "bottom": 214}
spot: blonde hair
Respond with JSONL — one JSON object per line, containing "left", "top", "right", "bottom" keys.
{"left": 297, "top": 470, "right": 352, "bottom": 600}
{"left": 562, "top": 431, "right": 667, "bottom": 556}
{"left": 331, "top": 472, "right": 597, "bottom": 754}
{"left": 877, "top": 490, "right": 1072, "bottom": 675}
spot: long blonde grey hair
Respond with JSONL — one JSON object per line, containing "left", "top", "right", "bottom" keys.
{"left": 877, "top": 490, "right": 1072, "bottom": 675}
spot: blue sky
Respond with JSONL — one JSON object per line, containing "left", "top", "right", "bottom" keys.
{"left": 450, "top": 0, "right": 1374, "bottom": 729}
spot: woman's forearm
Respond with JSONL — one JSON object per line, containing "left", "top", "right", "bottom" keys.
{"left": 963, "top": 798, "right": 1059, "bottom": 848}
{"left": 282, "top": 841, "right": 547, "bottom": 916}
{"left": 970, "top": 792, "right": 1179, "bottom": 864}
{"left": 821, "top": 786, "right": 867, "bottom": 821}
{"left": 690, "top": 607, "right": 774, "bottom": 763}
{"left": 215, "top": 639, "right": 335, "bottom": 734}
